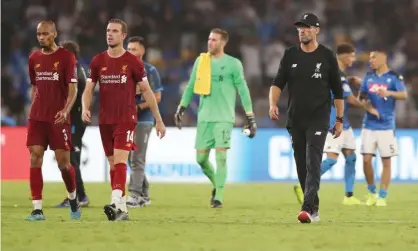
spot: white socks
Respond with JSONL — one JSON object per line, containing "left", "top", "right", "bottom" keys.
{"left": 33, "top": 200, "right": 42, "bottom": 210}
{"left": 68, "top": 190, "right": 76, "bottom": 200}
{"left": 111, "top": 189, "right": 128, "bottom": 213}
{"left": 120, "top": 196, "right": 127, "bottom": 213}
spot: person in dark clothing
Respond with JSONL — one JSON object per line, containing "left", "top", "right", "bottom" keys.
{"left": 56, "top": 40, "right": 90, "bottom": 207}
{"left": 268, "top": 13, "right": 344, "bottom": 223}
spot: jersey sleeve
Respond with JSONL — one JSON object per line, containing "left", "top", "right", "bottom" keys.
{"left": 328, "top": 52, "right": 343, "bottom": 99}
{"left": 179, "top": 57, "right": 199, "bottom": 107}
{"left": 28, "top": 55, "right": 36, "bottom": 86}
{"left": 132, "top": 57, "right": 147, "bottom": 83}
{"left": 341, "top": 77, "right": 352, "bottom": 98}
{"left": 87, "top": 56, "right": 99, "bottom": 84}
{"left": 232, "top": 58, "right": 246, "bottom": 85}
{"left": 64, "top": 53, "right": 77, "bottom": 84}
{"left": 233, "top": 59, "right": 253, "bottom": 114}
{"left": 272, "top": 48, "right": 289, "bottom": 90}
{"left": 149, "top": 67, "right": 163, "bottom": 93}
{"left": 77, "top": 65, "right": 87, "bottom": 95}
{"left": 394, "top": 74, "right": 407, "bottom": 91}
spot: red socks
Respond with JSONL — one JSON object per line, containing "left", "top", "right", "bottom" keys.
{"left": 110, "top": 168, "right": 116, "bottom": 189}
{"left": 30, "top": 167, "right": 43, "bottom": 200}
{"left": 112, "top": 163, "right": 127, "bottom": 196}
{"left": 60, "top": 165, "right": 76, "bottom": 194}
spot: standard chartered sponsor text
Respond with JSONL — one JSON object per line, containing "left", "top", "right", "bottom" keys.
{"left": 100, "top": 74, "right": 124, "bottom": 84}
{"left": 35, "top": 71, "right": 59, "bottom": 81}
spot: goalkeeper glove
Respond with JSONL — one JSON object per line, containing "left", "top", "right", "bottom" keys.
{"left": 174, "top": 106, "right": 186, "bottom": 129}
{"left": 243, "top": 114, "right": 257, "bottom": 138}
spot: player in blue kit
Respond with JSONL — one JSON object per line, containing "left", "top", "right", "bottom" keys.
{"left": 359, "top": 49, "right": 407, "bottom": 207}
{"left": 294, "top": 44, "right": 379, "bottom": 205}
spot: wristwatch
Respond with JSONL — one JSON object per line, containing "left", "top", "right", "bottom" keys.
{"left": 336, "top": 116, "right": 343, "bottom": 123}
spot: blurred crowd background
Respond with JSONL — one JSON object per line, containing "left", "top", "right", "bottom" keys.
{"left": 2, "top": 0, "right": 418, "bottom": 128}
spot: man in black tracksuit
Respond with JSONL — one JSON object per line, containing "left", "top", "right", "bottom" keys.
{"left": 268, "top": 13, "right": 344, "bottom": 223}
{"left": 56, "top": 41, "right": 90, "bottom": 207}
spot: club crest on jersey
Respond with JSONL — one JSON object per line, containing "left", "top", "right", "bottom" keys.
{"left": 121, "top": 65, "right": 128, "bottom": 74}
{"left": 53, "top": 61, "right": 60, "bottom": 71}
{"left": 311, "top": 63, "right": 322, "bottom": 79}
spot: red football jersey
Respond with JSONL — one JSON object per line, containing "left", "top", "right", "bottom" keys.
{"left": 88, "top": 51, "right": 147, "bottom": 124}
{"left": 28, "top": 48, "right": 77, "bottom": 123}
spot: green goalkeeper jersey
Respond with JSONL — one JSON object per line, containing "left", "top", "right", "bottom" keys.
{"left": 180, "top": 54, "right": 253, "bottom": 123}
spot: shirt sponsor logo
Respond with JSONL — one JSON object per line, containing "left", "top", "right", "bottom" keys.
{"left": 100, "top": 74, "right": 127, "bottom": 84}
{"left": 368, "top": 83, "right": 387, "bottom": 93}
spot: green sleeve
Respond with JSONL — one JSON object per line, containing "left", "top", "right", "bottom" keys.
{"left": 233, "top": 59, "right": 253, "bottom": 114}
{"left": 180, "top": 57, "right": 200, "bottom": 107}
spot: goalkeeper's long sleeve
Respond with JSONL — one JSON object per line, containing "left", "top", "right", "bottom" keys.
{"left": 233, "top": 59, "right": 253, "bottom": 114}
{"left": 180, "top": 57, "right": 200, "bottom": 107}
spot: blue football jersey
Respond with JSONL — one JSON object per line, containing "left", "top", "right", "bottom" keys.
{"left": 329, "top": 71, "right": 352, "bottom": 130}
{"left": 360, "top": 70, "right": 406, "bottom": 130}
{"left": 136, "top": 62, "right": 163, "bottom": 124}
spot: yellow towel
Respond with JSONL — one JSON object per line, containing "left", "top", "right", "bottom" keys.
{"left": 194, "top": 53, "right": 211, "bottom": 95}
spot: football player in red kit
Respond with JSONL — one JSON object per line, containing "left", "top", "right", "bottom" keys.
{"left": 82, "top": 19, "right": 166, "bottom": 221}
{"left": 26, "top": 21, "right": 80, "bottom": 221}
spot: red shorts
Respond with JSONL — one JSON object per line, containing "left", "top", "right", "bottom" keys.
{"left": 99, "top": 123, "right": 137, "bottom": 157}
{"left": 26, "top": 120, "right": 72, "bottom": 151}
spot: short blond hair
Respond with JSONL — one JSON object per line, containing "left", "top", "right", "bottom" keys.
{"left": 108, "top": 18, "right": 128, "bottom": 33}
{"left": 210, "top": 28, "right": 229, "bottom": 43}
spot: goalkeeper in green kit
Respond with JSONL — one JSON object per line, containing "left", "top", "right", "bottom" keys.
{"left": 174, "top": 28, "right": 256, "bottom": 208}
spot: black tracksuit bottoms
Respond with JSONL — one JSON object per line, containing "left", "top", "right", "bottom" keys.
{"left": 71, "top": 119, "right": 87, "bottom": 199}
{"left": 287, "top": 125, "right": 328, "bottom": 214}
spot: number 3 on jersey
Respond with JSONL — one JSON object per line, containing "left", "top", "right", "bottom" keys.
{"left": 62, "top": 129, "right": 68, "bottom": 141}
{"left": 126, "top": 130, "right": 134, "bottom": 143}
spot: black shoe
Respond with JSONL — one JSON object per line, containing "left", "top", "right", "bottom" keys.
{"left": 210, "top": 189, "right": 216, "bottom": 206}
{"left": 115, "top": 209, "right": 129, "bottom": 221}
{"left": 211, "top": 200, "right": 222, "bottom": 208}
{"left": 103, "top": 204, "right": 117, "bottom": 221}
{"left": 68, "top": 197, "right": 79, "bottom": 213}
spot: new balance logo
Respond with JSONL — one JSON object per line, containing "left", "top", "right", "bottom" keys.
{"left": 292, "top": 64, "right": 297, "bottom": 68}
{"left": 315, "top": 131, "right": 322, "bottom": 135}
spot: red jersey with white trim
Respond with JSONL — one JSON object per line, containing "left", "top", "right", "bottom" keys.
{"left": 88, "top": 51, "right": 147, "bottom": 124}
{"left": 28, "top": 47, "right": 77, "bottom": 124}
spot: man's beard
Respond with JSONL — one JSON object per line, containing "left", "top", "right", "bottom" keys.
{"left": 300, "top": 37, "right": 312, "bottom": 45}
{"left": 39, "top": 43, "right": 49, "bottom": 49}
{"left": 39, "top": 43, "right": 52, "bottom": 51}
{"left": 209, "top": 48, "right": 218, "bottom": 55}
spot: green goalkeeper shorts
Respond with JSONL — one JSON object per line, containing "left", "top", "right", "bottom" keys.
{"left": 195, "top": 122, "right": 233, "bottom": 150}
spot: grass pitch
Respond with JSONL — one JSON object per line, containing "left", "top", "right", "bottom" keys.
{"left": 2, "top": 182, "right": 418, "bottom": 251}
